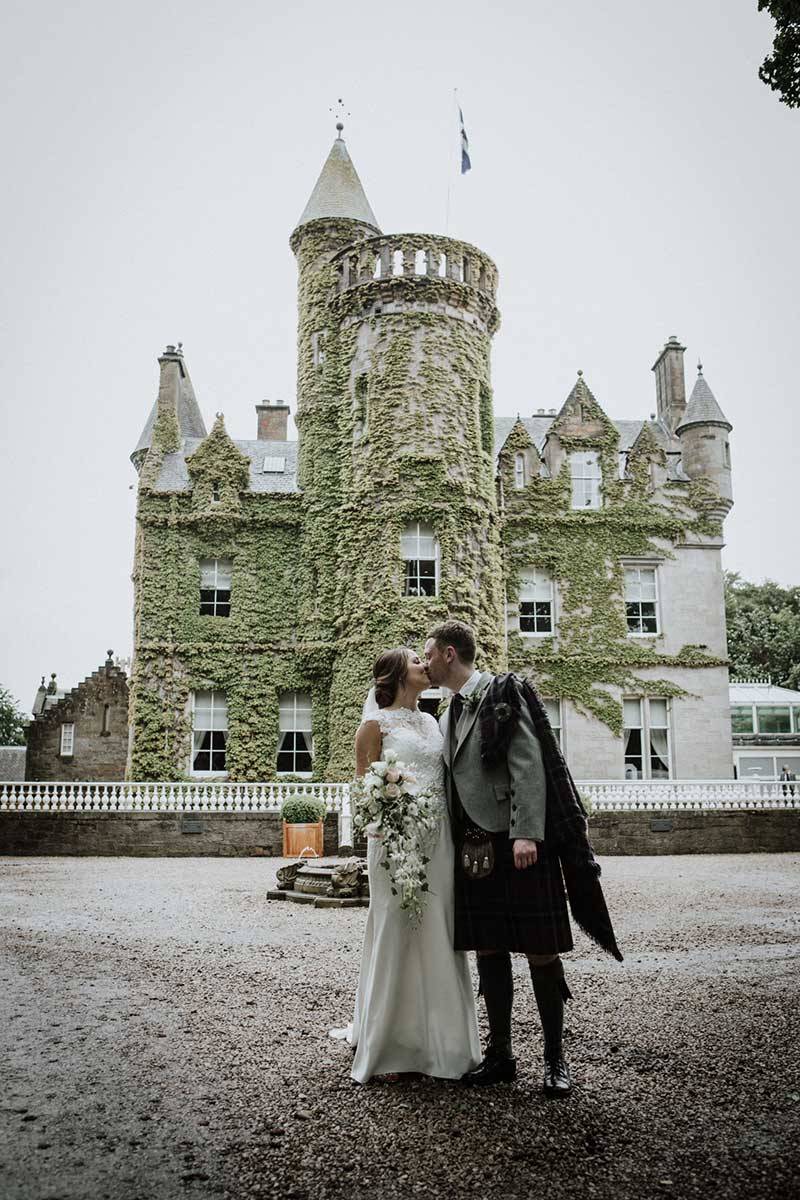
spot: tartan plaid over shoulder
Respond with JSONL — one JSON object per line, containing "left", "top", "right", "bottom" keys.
{"left": 479, "top": 673, "right": 623, "bottom": 962}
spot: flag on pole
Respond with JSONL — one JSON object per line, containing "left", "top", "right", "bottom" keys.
{"left": 459, "top": 106, "right": 471, "bottom": 174}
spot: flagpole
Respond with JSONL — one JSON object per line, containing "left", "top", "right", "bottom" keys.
{"left": 445, "top": 89, "right": 457, "bottom": 235}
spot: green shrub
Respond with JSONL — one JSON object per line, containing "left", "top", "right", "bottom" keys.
{"left": 280, "top": 795, "right": 326, "bottom": 824}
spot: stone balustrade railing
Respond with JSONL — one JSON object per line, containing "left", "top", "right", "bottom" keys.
{"left": 1, "top": 780, "right": 797, "bottom": 844}
{"left": 0, "top": 779, "right": 349, "bottom": 814}
{"left": 333, "top": 233, "right": 498, "bottom": 299}
{"left": 580, "top": 780, "right": 799, "bottom": 811}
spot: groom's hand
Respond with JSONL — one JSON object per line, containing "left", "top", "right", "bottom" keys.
{"left": 512, "top": 838, "right": 538, "bottom": 869}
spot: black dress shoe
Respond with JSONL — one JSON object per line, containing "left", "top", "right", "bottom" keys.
{"left": 543, "top": 1055, "right": 572, "bottom": 1098}
{"left": 461, "top": 1049, "right": 517, "bottom": 1087}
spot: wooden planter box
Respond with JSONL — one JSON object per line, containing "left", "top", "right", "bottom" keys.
{"left": 282, "top": 821, "right": 323, "bottom": 858}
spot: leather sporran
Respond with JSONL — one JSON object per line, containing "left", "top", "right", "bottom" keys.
{"left": 460, "top": 826, "right": 495, "bottom": 880}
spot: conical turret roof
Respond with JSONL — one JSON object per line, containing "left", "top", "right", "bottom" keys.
{"left": 131, "top": 346, "right": 207, "bottom": 467}
{"left": 675, "top": 369, "right": 731, "bottom": 433}
{"left": 295, "top": 131, "right": 380, "bottom": 231}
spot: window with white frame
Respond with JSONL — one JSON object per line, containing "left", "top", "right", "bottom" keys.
{"left": 401, "top": 522, "right": 439, "bottom": 597}
{"left": 544, "top": 699, "right": 561, "bottom": 747}
{"left": 623, "top": 698, "right": 670, "bottom": 779}
{"left": 624, "top": 566, "right": 659, "bottom": 634}
{"left": 570, "top": 451, "right": 602, "bottom": 509}
{"left": 199, "top": 558, "right": 232, "bottom": 617}
{"left": 514, "top": 452, "right": 527, "bottom": 490}
{"left": 60, "top": 723, "right": 74, "bottom": 756}
{"left": 191, "top": 691, "right": 228, "bottom": 775}
{"left": 519, "top": 568, "right": 554, "bottom": 635}
{"left": 277, "top": 692, "right": 313, "bottom": 775}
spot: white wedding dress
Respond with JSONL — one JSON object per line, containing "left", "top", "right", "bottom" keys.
{"left": 336, "top": 706, "right": 481, "bottom": 1083}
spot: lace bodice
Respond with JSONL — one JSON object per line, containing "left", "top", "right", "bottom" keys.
{"left": 373, "top": 707, "right": 445, "bottom": 800}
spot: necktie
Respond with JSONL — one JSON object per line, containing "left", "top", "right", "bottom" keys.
{"left": 451, "top": 693, "right": 465, "bottom": 724}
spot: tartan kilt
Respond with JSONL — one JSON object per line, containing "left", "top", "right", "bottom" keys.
{"left": 454, "top": 829, "right": 573, "bottom": 955}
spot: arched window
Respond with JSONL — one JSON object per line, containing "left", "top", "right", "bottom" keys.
{"left": 514, "top": 452, "right": 527, "bottom": 490}
{"left": 401, "top": 523, "right": 439, "bottom": 597}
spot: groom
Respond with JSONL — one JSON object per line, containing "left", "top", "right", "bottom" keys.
{"left": 424, "top": 619, "right": 575, "bottom": 1098}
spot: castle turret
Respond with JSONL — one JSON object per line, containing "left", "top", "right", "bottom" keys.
{"left": 651, "top": 335, "right": 687, "bottom": 433}
{"left": 292, "top": 127, "right": 504, "bottom": 775}
{"left": 675, "top": 362, "right": 733, "bottom": 511}
{"left": 130, "top": 344, "right": 206, "bottom": 472}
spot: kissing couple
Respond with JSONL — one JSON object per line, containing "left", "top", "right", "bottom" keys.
{"left": 333, "top": 619, "right": 622, "bottom": 1096}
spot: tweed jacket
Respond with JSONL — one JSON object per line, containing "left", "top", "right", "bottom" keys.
{"left": 439, "top": 671, "right": 547, "bottom": 841}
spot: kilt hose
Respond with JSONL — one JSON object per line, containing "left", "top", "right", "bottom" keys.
{"left": 452, "top": 792, "right": 573, "bottom": 955}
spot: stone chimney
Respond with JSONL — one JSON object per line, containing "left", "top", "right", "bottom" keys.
{"left": 651, "top": 336, "right": 686, "bottom": 433}
{"left": 256, "top": 400, "right": 290, "bottom": 442}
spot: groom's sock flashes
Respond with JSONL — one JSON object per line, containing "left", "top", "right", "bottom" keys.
{"left": 529, "top": 957, "right": 572, "bottom": 1061}
{"left": 476, "top": 952, "right": 514, "bottom": 1057}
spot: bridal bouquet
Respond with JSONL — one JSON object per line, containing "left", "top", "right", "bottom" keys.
{"left": 352, "top": 750, "right": 441, "bottom": 923}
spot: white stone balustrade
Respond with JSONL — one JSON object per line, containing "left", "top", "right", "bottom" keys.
{"left": 2, "top": 779, "right": 798, "bottom": 822}
{"left": 579, "top": 780, "right": 800, "bottom": 811}
{"left": 0, "top": 779, "right": 349, "bottom": 815}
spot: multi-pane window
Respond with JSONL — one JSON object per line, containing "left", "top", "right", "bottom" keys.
{"left": 402, "top": 523, "right": 439, "bottom": 597}
{"left": 731, "top": 705, "right": 755, "bottom": 734}
{"left": 544, "top": 699, "right": 561, "bottom": 747}
{"left": 624, "top": 566, "right": 659, "bottom": 634}
{"left": 570, "top": 451, "right": 601, "bottom": 509}
{"left": 623, "top": 698, "right": 670, "bottom": 779}
{"left": 756, "top": 706, "right": 791, "bottom": 734}
{"left": 191, "top": 691, "right": 228, "bottom": 775}
{"left": 277, "top": 692, "right": 313, "bottom": 775}
{"left": 60, "top": 723, "right": 74, "bottom": 756}
{"left": 199, "top": 559, "right": 232, "bottom": 617}
{"left": 519, "top": 568, "right": 553, "bottom": 635}
{"left": 514, "top": 452, "right": 527, "bottom": 490}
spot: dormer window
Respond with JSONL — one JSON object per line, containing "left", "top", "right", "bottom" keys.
{"left": 212, "top": 480, "right": 221, "bottom": 503}
{"left": 570, "top": 451, "right": 601, "bottom": 509}
{"left": 514, "top": 452, "right": 527, "bottom": 490}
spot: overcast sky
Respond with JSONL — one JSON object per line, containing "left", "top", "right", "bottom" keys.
{"left": 1, "top": 0, "right": 796, "bottom": 712}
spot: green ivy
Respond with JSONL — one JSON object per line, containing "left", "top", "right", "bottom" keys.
{"left": 498, "top": 378, "right": 726, "bottom": 736}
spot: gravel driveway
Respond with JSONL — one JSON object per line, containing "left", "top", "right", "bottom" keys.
{"left": 1, "top": 854, "right": 798, "bottom": 1200}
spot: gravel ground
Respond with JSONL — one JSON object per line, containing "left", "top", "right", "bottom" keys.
{"left": 1, "top": 853, "right": 798, "bottom": 1200}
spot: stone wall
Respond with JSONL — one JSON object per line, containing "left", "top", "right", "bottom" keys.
{"left": 0, "top": 812, "right": 340, "bottom": 858}
{"left": 587, "top": 809, "right": 800, "bottom": 855}
{"left": 1, "top": 810, "right": 798, "bottom": 858}
{"left": 26, "top": 659, "right": 129, "bottom": 782}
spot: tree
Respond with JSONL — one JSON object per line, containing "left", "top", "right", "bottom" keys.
{"left": 0, "top": 687, "right": 28, "bottom": 745}
{"left": 758, "top": 1, "right": 800, "bottom": 108}
{"left": 724, "top": 572, "right": 800, "bottom": 688}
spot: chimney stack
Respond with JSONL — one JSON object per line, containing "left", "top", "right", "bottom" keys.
{"left": 651, "top": 336, "right": 686, "bottom": 433}
{"left": 256, "top": 399, "right": 290, "bottom": 442}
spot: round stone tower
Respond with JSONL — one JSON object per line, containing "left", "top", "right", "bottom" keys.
{"left": 675, "top": 363, "right": 733, "bottom": 515}
{"left": 291, "top": 128, "right": 504, "bottom": 776}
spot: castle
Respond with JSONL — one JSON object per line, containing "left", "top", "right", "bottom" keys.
{"left": 128, "top": 128, "right": 734, "bottom": 784}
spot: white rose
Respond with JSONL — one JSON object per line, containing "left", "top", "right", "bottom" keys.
{"left": 384, "top": 782, "right": 400, "bottom": 799}
{"left": 373, "top": 761, "right": 388, "bottom": 778}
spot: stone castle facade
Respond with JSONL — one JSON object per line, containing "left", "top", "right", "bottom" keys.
{"left": 128, "top": 130, "right": 734, "bottom": 783}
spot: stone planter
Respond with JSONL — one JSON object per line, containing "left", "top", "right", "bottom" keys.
{"left": 282, "top": 821, "right": 323, "bottom": 858}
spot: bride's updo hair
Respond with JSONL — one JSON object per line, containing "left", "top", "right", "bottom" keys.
{"left": 373, "top": 648, "right": 410, "bottom": 709}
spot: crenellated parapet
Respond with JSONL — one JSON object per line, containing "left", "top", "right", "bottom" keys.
{"left": 331, "top": 233, "right": 500, "bottom": 334}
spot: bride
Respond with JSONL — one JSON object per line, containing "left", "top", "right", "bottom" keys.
{"left": 335, "top": 646, "right": 481, "bottom": 1083}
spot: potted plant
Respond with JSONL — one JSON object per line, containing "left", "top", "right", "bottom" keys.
{"left": 281, "top": 794, "right": 326, "bottom": 858}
